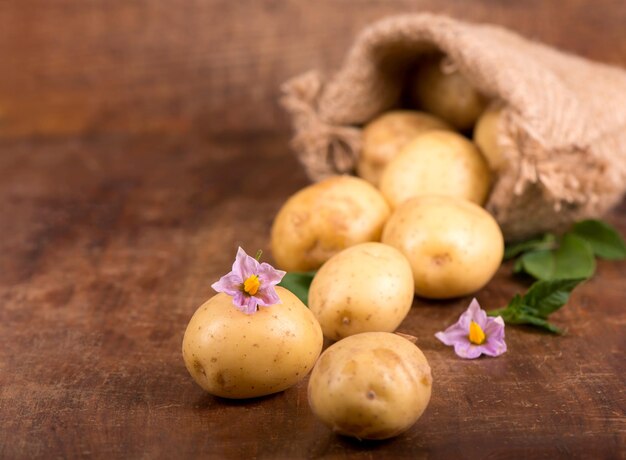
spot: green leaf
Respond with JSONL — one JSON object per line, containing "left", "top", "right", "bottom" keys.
{"left": 488, "top": 294, "right": 523, "bottom": 319}
{"left": 277, "top": 271, "right": 316, "bottom": 306}
{"left": 515, "top": 234, "right": 595, "bottom": 281}
{"left": 518, "top": 250, "right": 554, "bottom": 280}
{"left": 514, "top": 313, "right": 563, "bottom": 334}
{"left": 504, "top": 233, "right": 557, "bottom": 260}
{"left": 571, "top": 219, "right": 626, "bottom": 260}
{"left": 487, "top": 278, "right": 585, "bottom": 334}
{"left": 551, "top": 233, "right": 596, "bottom": 279}
{"left": 513, "top": 257, "right": 525, "bottom": 273}
{"left": 523, "top": 278, "right": 586, "bottom": 318}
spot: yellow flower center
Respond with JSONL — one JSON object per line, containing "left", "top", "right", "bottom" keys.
{"left": 469, "top": 321, "right": 486, "bottom": 345}
{"left": 243, "top": 275, "right": 260, "bottom": 296}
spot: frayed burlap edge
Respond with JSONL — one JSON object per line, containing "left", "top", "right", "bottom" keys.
{"left": 280, "top": 14, "right": 626, "bottom": 240}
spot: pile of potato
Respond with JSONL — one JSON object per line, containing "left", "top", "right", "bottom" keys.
{"left": 272, "top": 54, "right": 505, "bottom": 311}
{"left": 184, "top": 54, "right": 505, "bottom": 441}
{"left": 269, "top": 54, "right": 505, "bottom": 439}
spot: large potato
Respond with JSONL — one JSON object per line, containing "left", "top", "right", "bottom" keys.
{"left": 308, "top": 242, "right": 414, "bottom": 341}
{"left": 409, "top": 55, "right": 487, "bottom": 131}
{"left": 182, "top": 287, "right": 323, "bottom": 399}
{"left": 474, "top": 105, "right": 506, "bottom": 171}
{"left": 379, "top": 130, "right": 491, "bottom": 209}
{"left": 308, "top": 332, "right": 432, "bottom": 440}
{"left": 271, "top": 176, "right": 390, "bottom": 272}
{"left": 357, "top": 110, "right": 450, "bottom": 186}
{"left": 382, "top": 196, "right": 504, "bottom": 299}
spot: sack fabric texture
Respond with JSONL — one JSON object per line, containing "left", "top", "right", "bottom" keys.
{"left": 281, "top": 14, "right": 626, "bottom": 241}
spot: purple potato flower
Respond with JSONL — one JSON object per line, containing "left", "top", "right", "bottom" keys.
{"left": 435, "top": 298, "right": 507, "bottom": 359}
{"left": 211, "top": 247, "right": 286, "bottom": 314}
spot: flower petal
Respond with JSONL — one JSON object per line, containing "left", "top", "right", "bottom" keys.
{"left": 257, "top": 262, "right": 286, "bottom": 286}
{"left": 232, "top": 247, "right": 259, "bottom": 280}
{"left": 254, "top": 288, "right": 281, "bottom": 307}
{"left": 483, "top": 316, "right": 506, "bottom": 341}
{"left": 231, "top": 291, "right": 247, "bottom": 308}
{"left": 435, "top": 298, "right": 507, "bottom": 359}
{"left": 231, "top": 291, "right": 258, "bottom": 314}
{"left": 453, "top": 341, "right": 483, "bottom": 359}
{"left": 211, "top": 272, "right": 243, "bottom": 296}
{"left": 481, "top": 316, "right": 507, "bottom": 357}
{"left": 455, "top": 304, "right": 475, "bottom": 331}
{"left": 468, "top": 298, "right": 489, "bottom": 328}
{"left": 241, "top": 296, "right": 259, "bottom": 314}
{"left": 212, "top": 247, "right": 285, "bottom": 315}
{"left": 435, "top": 323, "right": 469, "bottom": 346}
{"left": 480, "top": 338, "right": 507, "bottom": 357}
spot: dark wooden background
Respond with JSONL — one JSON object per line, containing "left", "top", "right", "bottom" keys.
{"left": 1, "top": 1, "right": 625, "bottom": 458}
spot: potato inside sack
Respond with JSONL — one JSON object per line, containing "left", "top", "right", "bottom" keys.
{"left": 408, "top": 53, "right": 487, "bottom": 131}
{"left": 382, "top": 195, "right": 504, "bottom": 299}
{"left": 474, "top": 105, "right": 505, "bottom": 172}
{"left": 308, "top": 242, "right": 414, "bottom": 341}
{"left": 308, "top": 332, "right": 432, "bottom": 440}
{"left": 270, "top": 175, "right": 390, "bottom": 272}
{"left": 357, "top": 110, "right": 451, "bottom": 186}
{"left": 379, "top": 130, "right": 491, "bottom": 209}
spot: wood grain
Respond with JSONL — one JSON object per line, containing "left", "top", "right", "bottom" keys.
{"left": 1, "top": 0, "right": 626, "bottom": 139}
{"left": 0, "top": 1, "right": 625, "bottom": 458}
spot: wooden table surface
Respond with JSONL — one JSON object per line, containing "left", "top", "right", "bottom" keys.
{"left": 1, "top": 1, "right": 625, "bottom": 458}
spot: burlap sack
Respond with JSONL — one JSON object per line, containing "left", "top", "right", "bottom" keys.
{"left": 281, "top": 14, "right": 626, "bottom": 241}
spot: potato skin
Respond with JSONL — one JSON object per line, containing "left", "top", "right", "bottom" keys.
{"left": 410, "top": 55, "right": 487, "bottom": 131}
{"left": 308, "top": 332, "right": 432, "bottom": 440}
{"left": 270, "top": 176, "right": 390, "bottom": 272}
{"left": 379, "top": 130, "right": 491, "bottom": 209}
{"left": 474, "top": 106, "right": 505, "bottom": 171}
{"left": 308, "top": 242, "right": 414, "bottom": 341}
{"left": 382, "top": 196, "right": 504, "bottom": 299}
{"left": 357, "top": 110, "right": 451, "bottom": 186}
{"left": 182, "top": 287, "right": 323, "bottom": 399}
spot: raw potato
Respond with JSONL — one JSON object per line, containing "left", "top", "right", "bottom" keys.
{"left": 382, "top": 196, "right": 504, "bottom": 299}
{"left": 357, "top": 110, "right": 451, "bottom": 186}
{"left": 308, "top": 332, "right": 432, "bottom": 440}
{"left": 308, "top": 242, "right": 414, "bottom": 341}
{"left": 379, "top": 130, "right": 491, "bottom": 209}
{"left": 182, "top": 287, "right": 323, "bottom": 399}
{"left": 474, "top": 106, "right": 505, "bottom": 171}
{"left": 271, "top": 176, "right": 390, "bottom": 272}
{"left": 410, "top": 55, "right": 487, "bottom": 131}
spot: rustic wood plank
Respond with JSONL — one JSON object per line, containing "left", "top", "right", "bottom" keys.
{"left": 1, "top": 132, "right": 624, "bottom": 458}
{"left": 0, "top": 1, "right": 625, "bottom": 458}
{"left": 0, "top": 0, "right": 625, "bottom": 139}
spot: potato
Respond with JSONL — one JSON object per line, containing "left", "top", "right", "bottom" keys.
{"left": 357, "top": 110, "right": 451, "bottom": 186}
{"left": 182, "top": 287, "right": 323, "bottom": 399}
{"left": 381, "top": 196, "right": 504, "bottom": 299}
{"left": 410, "top": 55, "right": 487, "bottom": 131}
{"left": 474, "top": 105, "right": 505, "bottom": 171}
{"left": 308, "top": 332, "right": 432, "bottom": 440}
{"left": 271, "top": 176, "right": 390, "bottom": 272}
{"left": 379, "top": 130, "right": 491, "bottom": 209}
{"left": 308, "top": 242, "right": 414, "bottom": 341}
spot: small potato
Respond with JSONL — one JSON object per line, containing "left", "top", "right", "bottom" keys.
{"left": 271, "top": 176, "right": 390, "bottom": 272}
{"left": 182, "top": 287, "right": 323, "bottom": 399}
{"left": 379, "top": 130, "right": 491, "bottom": 209}
{"left": 410, "top": 55, "right": 487, "bottom": 131}
{"left": 308, "top": 242, "right": 414, "bottom": 341}
{"left": 308, "top": 332, "right": 432, "bottom": 440}
{"left": 474, "top": 105, "right": 505, "bottom": 171}
{"left": 382, "top": 196, "right": 504, "bottom": 299}
{"left": 357, "top": 110, "right": 451, "bottom": 186}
